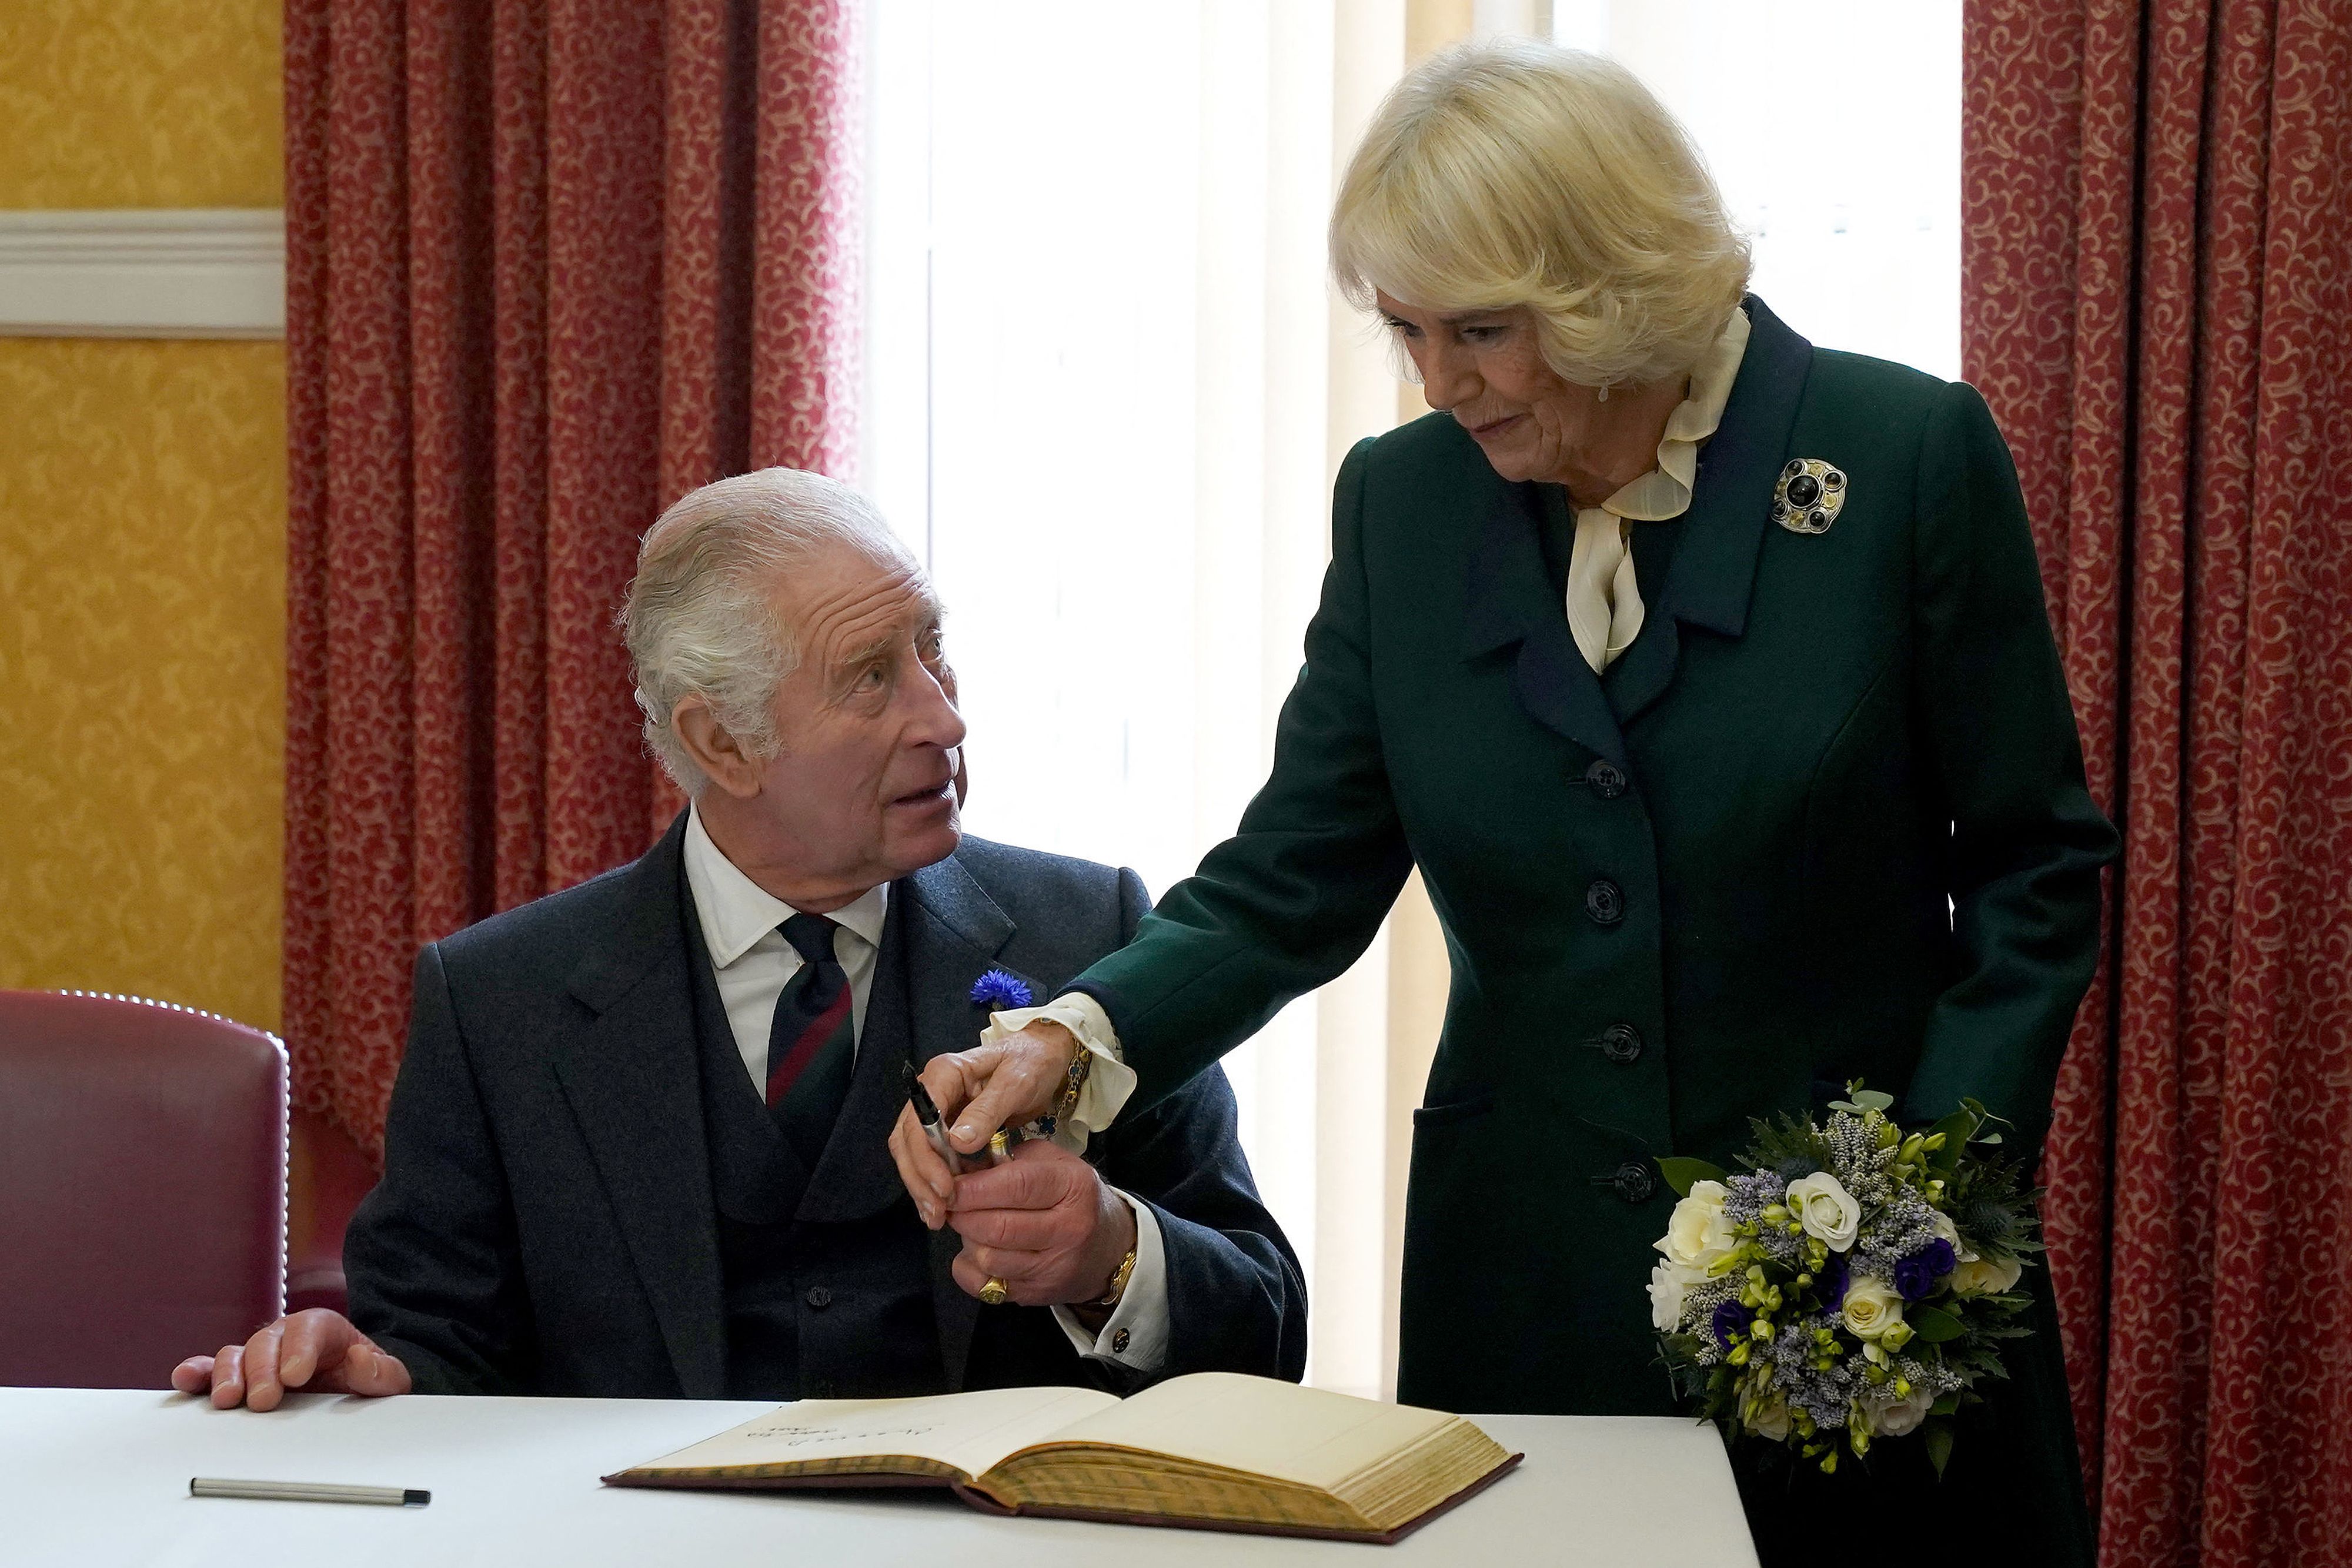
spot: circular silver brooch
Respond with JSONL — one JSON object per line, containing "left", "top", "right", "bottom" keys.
{"left": 1772, "top": 457, "right": 1847, "bottom": 534}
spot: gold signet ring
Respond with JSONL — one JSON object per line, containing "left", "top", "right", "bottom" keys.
{"left": 1773, "top": 457, "right": 1847, "bottom": 534}
{"left": 979, "top": 1276, "right": 1010, "bottom": 1306}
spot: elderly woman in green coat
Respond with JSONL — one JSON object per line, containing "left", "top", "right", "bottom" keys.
{"left": 893, "top": 40, "right": 2114, "bottom": 1566}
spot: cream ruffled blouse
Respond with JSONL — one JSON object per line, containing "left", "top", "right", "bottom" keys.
{"left": 1563, "top": 306, "right": 1753, "bottom": 671}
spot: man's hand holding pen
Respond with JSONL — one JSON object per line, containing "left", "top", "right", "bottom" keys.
{"left": 943, "top": 1140, "right": 1138, "bottom": 1315}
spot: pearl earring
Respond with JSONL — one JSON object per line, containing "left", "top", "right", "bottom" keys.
{"left": 1596, "top": 382, "right": 1611, "bottom": 403}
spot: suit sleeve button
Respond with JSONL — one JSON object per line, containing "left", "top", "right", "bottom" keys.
{"left": 1585, "top": 880, "right": 1625, "bottom": 925}
{"left": 1582, "top": 760, "right": 1629, "bottom": 799}
{"left": 805, "top": 1286, "right": 833, "bottom": 1310}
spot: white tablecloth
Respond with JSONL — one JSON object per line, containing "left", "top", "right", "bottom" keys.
{"left": 0, "top": 1386, "right": 1757, "bottom": 1566}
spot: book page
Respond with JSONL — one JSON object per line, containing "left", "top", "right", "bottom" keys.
{"left": 1026, "top": 1373, "right": 1460, "bottom": 1492}
{"left": 621, "top": 1385, "right": 1119, "bottom": 1483}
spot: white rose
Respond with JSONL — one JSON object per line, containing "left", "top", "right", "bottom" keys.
{"left": 1929, "top": 1209, "right": 1978, "bottom": 1263}
{"left": 1950, "top": 1253, "right": 2024, "bottom": 1296}
{"left": 1657, "top": 1181, "right": 1738, "bottom": 1270}
{"left": 1750, "top": 1391, "right": 1793, "bottom": 1442}
{"left": 1872, "top": 1385, "right": 1935, "bottom": 1437}
{"left": 1840, "top": 1275, "right": 1906, "bottom": 1340}
{"left": 1785, "top": 1172, "right": 1860, "bottom": 1252}
{"left": 1648, "top": 1259, "right": 1705, "bottom": 1331}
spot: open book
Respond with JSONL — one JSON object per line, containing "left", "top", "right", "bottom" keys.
{"left": 603, "top": 1372, "right": 1520, "bottom": 1544}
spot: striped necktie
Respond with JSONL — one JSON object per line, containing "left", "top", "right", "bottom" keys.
{"left": 766, "top": 913, "right": 856, "bottom": 1162}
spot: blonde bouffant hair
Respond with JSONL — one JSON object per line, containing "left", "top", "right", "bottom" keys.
{"left": 1331, "top": 40, "right": 1751, "bottom": 391}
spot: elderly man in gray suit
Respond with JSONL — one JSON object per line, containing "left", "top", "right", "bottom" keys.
{"left": 175, "top": 469, "right": 1304, "bottom": 1408}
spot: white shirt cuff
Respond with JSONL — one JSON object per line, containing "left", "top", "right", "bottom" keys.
{"left": 982, "top": 991, "right": 1135, "bottom": 1153}
{"left": 1050, "top": 1191, "right": 1168, "bottom": 1375}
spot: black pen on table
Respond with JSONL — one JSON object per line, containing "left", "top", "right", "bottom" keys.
{"left": 191, "top": 1477, "right": 429, "bottom": 1507}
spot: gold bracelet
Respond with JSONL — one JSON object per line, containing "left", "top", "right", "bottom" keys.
{"left": 1097, "top": 1248, "right": 1138, "bottom": 1308}
{"left": 1053, "top": 1046, "right": 1092, "bottom": 1130}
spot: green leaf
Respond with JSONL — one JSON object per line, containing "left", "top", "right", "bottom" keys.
{"left": 1656, "top": 1157, "right": 1730, "bottom": 1197}
{"left": 1927, "top": 1108, "right": 1979, "bottom": 1175}
{"left": 1850, "top": 1089, "right": 1896, "bottom": 1113}
{"left": 1976, "top": 1132, "right": 2003, "bottom": 1145}
{"left": 1930, "top": 1394, "right": 1962, "bottom": 1417}
{"left": 1925, "top": 1422, "right": 1955, "bottom": 1479}
{"left": 1908, "top": 1305, "right": 1966, "bottom": 1343}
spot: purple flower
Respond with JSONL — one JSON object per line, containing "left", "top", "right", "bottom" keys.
{"left": 1893, "top": 1239, "right": 1958, "bottom": 1303}
{"left": 1817, "top": 1255, "right": 1851, "bottom": 1311}
{"left": 968, "top": 968, "right": 1034, "bottom": 1010}
{"left": 1710, "top": 1300, "right": 1748, "bottom": 1351}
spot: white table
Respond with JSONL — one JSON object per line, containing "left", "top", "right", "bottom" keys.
{"left": 1, "top": 1387, "right": 1758, "bottom": 1566}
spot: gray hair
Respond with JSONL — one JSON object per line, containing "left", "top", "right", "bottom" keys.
{"left": 620, "top": 467, "right": 915, "bottom": 796}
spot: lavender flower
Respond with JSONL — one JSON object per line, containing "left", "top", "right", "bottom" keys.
{"left": 968, "top": 968, "right": 1033, "bottom": 1010}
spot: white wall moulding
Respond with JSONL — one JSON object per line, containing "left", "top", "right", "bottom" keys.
{"left": 0, "top": 209, "right": 286, "bottom": 340}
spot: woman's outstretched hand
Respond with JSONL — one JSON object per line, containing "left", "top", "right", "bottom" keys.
{"left": 888, "top": 1020, "right": 1079, "bottom": 1229}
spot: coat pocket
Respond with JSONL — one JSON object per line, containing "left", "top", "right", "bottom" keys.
{"left": 1411, "top": 1090, "right": 1498, "bottom": 1129}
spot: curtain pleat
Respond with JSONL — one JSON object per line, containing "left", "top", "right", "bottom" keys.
{"left": 284, "top": 0, "right": 862, "bottom": 1157}
{"left": 1962, "top": 3, "right": 2352, "bottom": 1563}
{"left": 750, "top": 0, "right": 860, "bottom": 473}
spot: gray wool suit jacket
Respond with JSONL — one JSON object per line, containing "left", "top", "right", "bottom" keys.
{"left": 345, "top": 813, "right": 1308, "bottom": 1398}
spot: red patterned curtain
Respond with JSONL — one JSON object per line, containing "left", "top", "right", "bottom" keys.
{"left": 282, "top": 0, "right": 861, "bottom": 1158}
{"left": 1963, "top": 3, "right": 2352, "bottom": 1564}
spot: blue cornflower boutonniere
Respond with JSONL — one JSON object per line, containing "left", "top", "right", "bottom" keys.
{"left": 968, "top": 968, "right": 1033, "bottom": 1011}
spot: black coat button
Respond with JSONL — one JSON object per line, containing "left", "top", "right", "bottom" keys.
{"left": 1583, "top": 759, "right": 1628, "bottom": 799}
{"left": 1585, "top": 879, "right": 1625, "bottom": 925}
{"left": 1604, "top": 1161, "right": 1658, "bottom": 1203}
{"left": 805, "top": 1286, "right": 833, "bottom": 1310}
{"left": 1596, "top": 1023, "right": 1643, "bottom": 1064}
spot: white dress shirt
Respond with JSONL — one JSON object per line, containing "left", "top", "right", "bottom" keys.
{"left": 1564, "top": 306, "right": 1753, "bottom": 671}
{"left": 680, "top": 805, "right": 1168, "bottom": 1372}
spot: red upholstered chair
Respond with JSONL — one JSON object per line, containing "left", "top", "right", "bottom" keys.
{"left": 0, "top": 991, "right": 288, "bottom": 1389}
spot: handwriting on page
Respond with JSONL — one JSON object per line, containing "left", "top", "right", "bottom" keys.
{"left": 737, "top": 1423, "right": 945, "bottom": 1448}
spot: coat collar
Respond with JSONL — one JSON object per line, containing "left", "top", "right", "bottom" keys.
{"left": 1605, "top": 295, "right": 1814, "bottom": 724}
{"left": 1458, "top": 295, "right": 1815, "bottom": 753}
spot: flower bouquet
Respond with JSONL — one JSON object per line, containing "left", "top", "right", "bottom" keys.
{"left": 1647, "top": 1085, "right": 2042, "bottom": 1477}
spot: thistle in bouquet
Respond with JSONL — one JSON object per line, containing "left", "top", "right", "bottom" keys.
{"left": 1646, "top": 1084, "right": 2043, "bottom": 1479}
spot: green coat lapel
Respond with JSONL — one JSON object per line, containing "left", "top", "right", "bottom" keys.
{"left": 1462, "top": 479, "right": 1629, "bottom": 767}
{"left": 1608, "top": 296, "right": 1815, "bottom": 725}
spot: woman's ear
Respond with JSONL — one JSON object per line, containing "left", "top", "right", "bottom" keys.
{"left": 674, "top": 697, "right": 764, "bottom": 798}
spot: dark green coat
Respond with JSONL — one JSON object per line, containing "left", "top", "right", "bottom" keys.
{"left": 1068, "top": 298, "right": 2114, "bottom": 1559}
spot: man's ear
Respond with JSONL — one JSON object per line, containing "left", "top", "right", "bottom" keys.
{"left": 674, "top": 697, "right": 764, "bottom": 799}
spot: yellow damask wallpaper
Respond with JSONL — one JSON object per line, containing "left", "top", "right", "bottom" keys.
{"left": 0, "top": 344, "right": 288, "bottom": 1029}
{"left": 0, "top": 0, "right": 288, "bottom": 1029}
{"left": 0, "top": 0, "right": 282, "bottom": 208}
